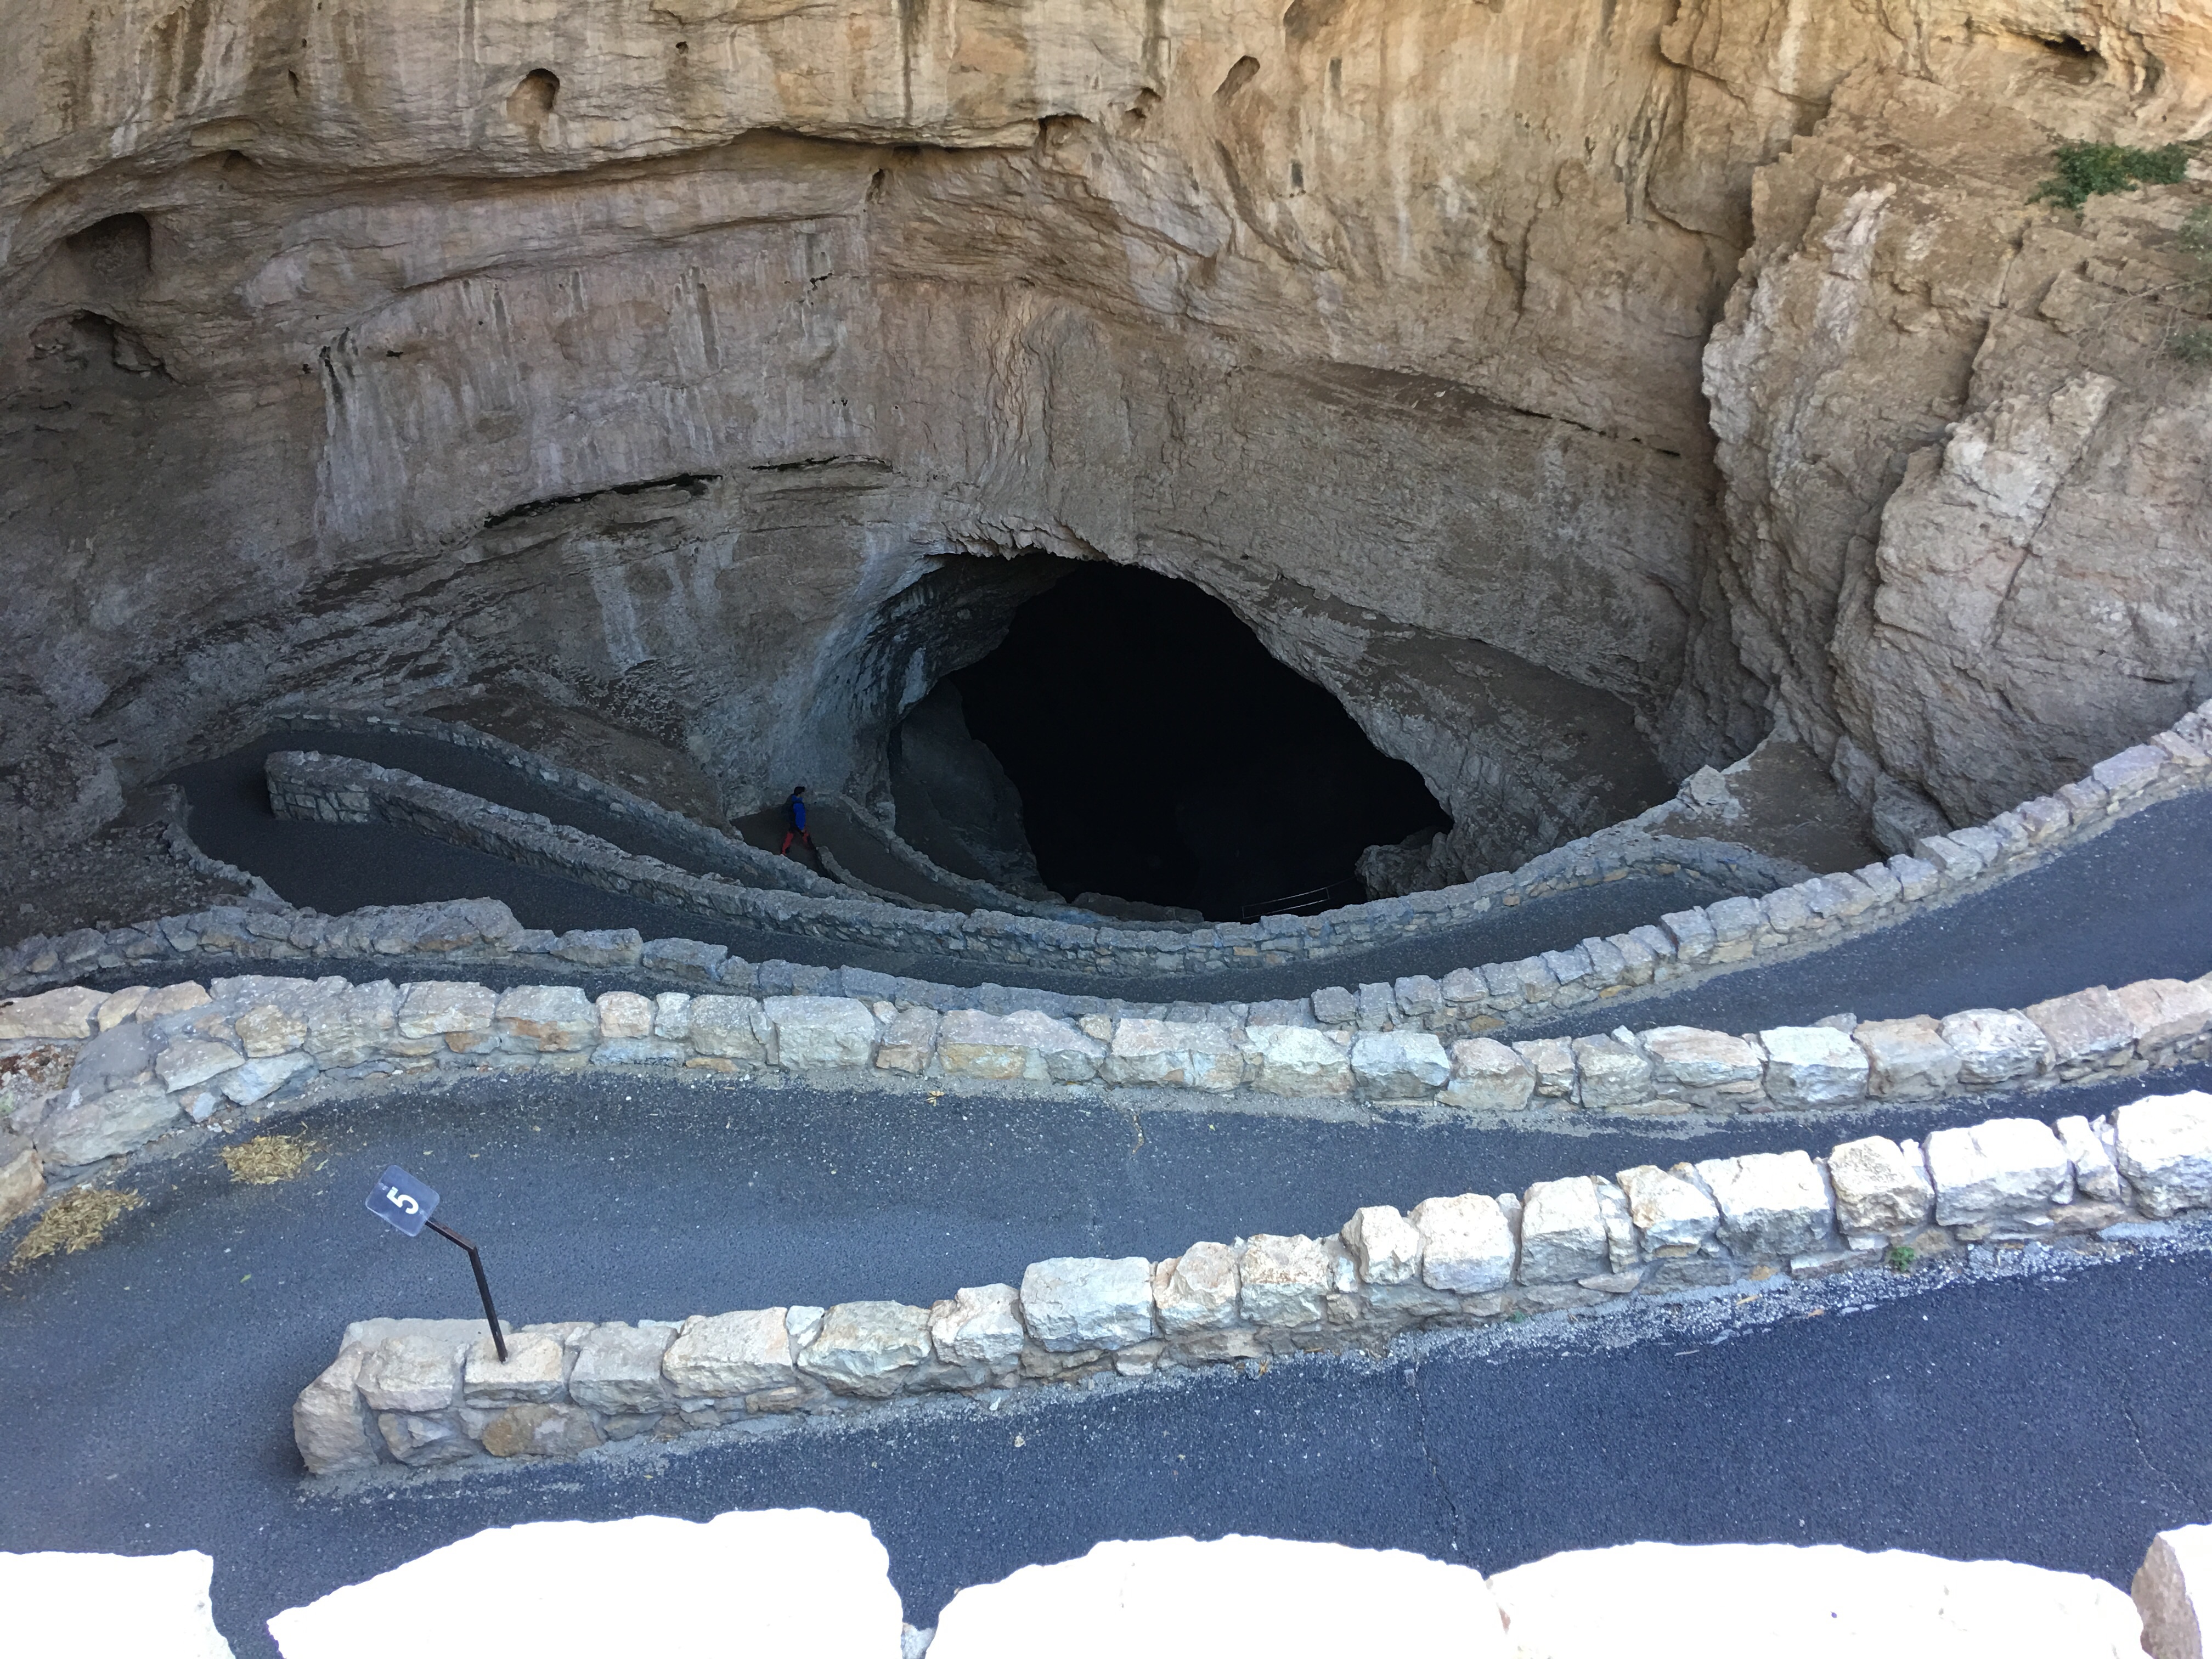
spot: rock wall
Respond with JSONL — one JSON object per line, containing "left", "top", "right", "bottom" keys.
{"left": 0, "top": 0, "right": 2207, "bottom": 873}
{"left": 1706, "top": 53, "right": 2212, "bottom": 842}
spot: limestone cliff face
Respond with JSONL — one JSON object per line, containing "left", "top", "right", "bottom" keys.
{"left": 0, "top": 0, "right": 2206, "bottom": 876}
{"left": 1705, "top": 46, "right": 2212, "bottom": 843}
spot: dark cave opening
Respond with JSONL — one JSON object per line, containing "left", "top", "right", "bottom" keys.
{"left": 936, "top": 561, "right": 1449, "bottom": 921}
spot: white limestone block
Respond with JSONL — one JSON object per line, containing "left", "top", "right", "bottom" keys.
{"left": 1827, "top": 1136, "right": 1934, "bottom": 1236}
{"left": 594, "top": 990, "right": 654, "bottom": 1040}
{"left": 1639, "top": 1025, "right": 1765, "bottom": 1105}
{"left": 1442, "top": 1037, "right": 1536, "bottom": 1110}
{"left": 661, "top": 1308, "right": 797, "bottom": 1398}
{"left": 1350, "top": 1030, "right": 1450, "bottom": 1098}
{"left": 1343, "top": 1205, "right": 1424, "bottom": 1284}
{"left": 2055, "top": 1115, "right": 2125, "bottom": 1204}
{"left": 2114, "top": 1092, "right": 2212, "bottom": 1216}
{"left": 1410, "top": 1192, "right": 1515, "bottom": 1293}
{"left": 1925, "top": 1118, "right": 2073, "bottom": 1225}
{"left": 1244, "top": 1025, "right": 1353, "bottom": 1097}
{"left": 392, "top": 980, "right": 495, "bottom": 1041}
{"left": 0, "top": 985, "right": 107, "bottom": 1041}
{"left": 1760, "top": 1024, "right": 1870, "bottom": 1108}
{"left": 1694, "top": 1151, "right": 1833, "bottom": 1259}
{"left": 686, "top": 994, "right": 768, "bottom": 1061}
{"left": 154, "top": 1036, "right": 245, "bottom": 1093}
{"left": 929, "top": 1284, "right": 1026, "bottom": 1370}
{"left": 1571, "top": 1034, "right": 1652, "bottom": 1109}
{"left": 799, "top": 1302, "right": 932, "bottom": 1398}
{"left": 356, "top": 1332, "right": 465, "bottom": 1414}
{"left": 35, "top": 1082, "right": 179, "bottom": 1165}
{"left": 1487, "top": 1540, "right": 2141, "bottom": 1658}
{"left": 1937, "top": 1009, "right": 2050, "bottom": 1085}
{"left": 0, "top": 1549, "right": 235, "bottom": 1658}
{"left": 1517, "top": 1177, "right": 1610, "bottom": 1283}
{"left": 268, "top": 1510, "right": 902, "bottom": 1658}
{"left": 1102, "top": 1019, "right": 1244, "bottom": 1090}
{"left": 1853, "top": 1015, "right": 1963, "bottom": 1100}
{"left": 1020, "top": 1256, "right": 1155, "bottom": 1352}
{"left": 766, "top": 996, "right": 881, "bottom": 1071}
{"left": 936, "top": 1008, "right": 1101, "bottom": 1082}
{"left": 294, "top": 1345, "right": 379, "bottom": 1475}
{"left": 1152, "top": 1243, "right": 1241, "bottom": 1334}
{"left": 1237, "top": 1233, "right": 1332, "bottom": 1327}
{"left": 1615, "top": 1163, "right": 1719, "bottom": 1250}
{"left": 460, "top": 1331, "right": 568, "bottom": 1407}
{"left": 928, "top": 1536, "right": 1507, "bottom": 1659}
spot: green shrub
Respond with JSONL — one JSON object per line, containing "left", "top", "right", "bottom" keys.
{"left": 1884, "top": 1243, "right": 1918, "bottom": 1273}
{"left": 2172, "top": 326, "right": 2212, "bottom": 364}
{"left": 2032, "top": 141, "right": 2191, "bottom": 209}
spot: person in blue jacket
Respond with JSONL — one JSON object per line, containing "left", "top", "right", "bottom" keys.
{"left": 780, "top": 786, "right": 813, "bottom": 855}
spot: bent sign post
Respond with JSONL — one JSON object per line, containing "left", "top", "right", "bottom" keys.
{"left": 365, "top": 1164, "right": 509, "bottom": 1361}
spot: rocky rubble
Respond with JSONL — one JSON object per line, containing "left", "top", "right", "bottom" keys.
{"left": 292, "top": 1092, "right": 2212, "bottom": 1472}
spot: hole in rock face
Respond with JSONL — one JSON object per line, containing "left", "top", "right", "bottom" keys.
{"left": 65, "top": 213, "right": 151, "bottom": 289}
{"left": 930, "top": 561, "right": 1449, "bottom": 921}
{"left": 2038, "top": 32, "right": 2104, "bottom": 81}
{"left": 508, "top": 69, "right": 561, "bottom": 126}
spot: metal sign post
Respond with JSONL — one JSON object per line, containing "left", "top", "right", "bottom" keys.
{"left": 364, "top": 1164, "right": 507, "bottom": 1361}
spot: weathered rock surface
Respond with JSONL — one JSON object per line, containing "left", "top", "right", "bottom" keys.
{"left": 2135, "top": 1522, "right": 2212, "bottom": 1659}
{"left": 2113, "top": 1092, "right": 2212, "bottom": 1217}
{"left": 5, "top": 0, "right": 2207, "bottom": 884}
{"left": 1018, "top": 1256, "right": 1154, "bottom": 1352}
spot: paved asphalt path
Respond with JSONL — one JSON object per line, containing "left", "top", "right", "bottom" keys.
{"left": 169, "top": 735, "right": 2212, "bottom": 1013}
{"left": 168, "top": 732, "right": 1733, "bottom": 998}
{"left": 6, "top": 1064, "right": 2212, "bottom": 1652}
{"left": 15, "top": 741, "right": 2200, "bottom": 1646}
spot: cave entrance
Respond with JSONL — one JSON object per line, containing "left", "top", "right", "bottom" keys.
{"left": 891, "top": 561, "right": 1449, "bottom": 922}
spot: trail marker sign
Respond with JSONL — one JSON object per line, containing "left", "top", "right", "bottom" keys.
{"left": 366, "top": 1165, "right": 439, "bottom": 1237}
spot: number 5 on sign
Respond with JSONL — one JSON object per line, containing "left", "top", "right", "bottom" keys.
{"left": 359, "top": 1163, "right": 507, "bottom": 1361}
{"left": 365, "top": 1165, "right": 439, "bottom": 1237}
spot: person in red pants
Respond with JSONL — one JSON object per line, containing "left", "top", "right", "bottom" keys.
{"left": 779, "top": 786, "right": 813, "bottom": 855}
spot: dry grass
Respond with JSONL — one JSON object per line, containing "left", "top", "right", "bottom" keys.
{"left": 220, "top": 1133, "right": 313, "bottom": 1185}
{"left": 9, "top": 1187, "right": 143, "bottom": 1268}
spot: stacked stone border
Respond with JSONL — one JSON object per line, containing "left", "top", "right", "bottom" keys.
{"left": 257, "top": 746, "right": 1803, "bottom": 979}
{"left": 289, "top": 1089, "right": 2212, "bottom": 1473}
{"left": 8, "top": 702, "right": 2208, "bottom": 1021}
{"left": 7, "top": 953, "right": 2212, "bottom": 1230}
{"left": 276, "top": 710, "right": 836, "bottom": 898}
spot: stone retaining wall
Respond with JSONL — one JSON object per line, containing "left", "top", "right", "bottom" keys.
{"left": 9, "top": 958, "right": 2212, "bottom": 1228}
{"left": 9, "top": 703, "right": 2207, "bottom": 1031}
{"left": 276, "top": 710, "right": 838, "bottom": 899}
{"left": 259, "top": 746, "right": 1803, "bottom": 981}
{"left": 284, "top": 710, "right": 1082, "bottom": 921}
{"left": 291, "top": 1090, "right": 2212, "bottom": 1473}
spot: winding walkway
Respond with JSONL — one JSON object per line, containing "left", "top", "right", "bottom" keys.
{"left": 10, "top": 734, "right": 2211, "bottom": 1652}
{"left": 172, "top": 735, "right": 2212, "bottom": 1009}
{"left": 4, "top": 1068, "right": 2211, "bottom": 1654}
